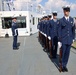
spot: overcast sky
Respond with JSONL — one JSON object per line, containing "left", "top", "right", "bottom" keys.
{"left": 0, "top": 0, "right": 76, "bottom": 17}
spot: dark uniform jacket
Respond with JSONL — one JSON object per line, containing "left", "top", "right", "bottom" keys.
{"left": 48, "top": 19, "right": 59, "bottom": 38}
{"left": 37, "top": 21, "right": 41, "bottom": 31}
{"left": 43, "top": 20, "right": 49, "bottom": 35}
{"left": 58, "top": 17, "right": 75, "bottom": 45}
{"left": 11, "top": 22, "right": 18, "bottom": 36}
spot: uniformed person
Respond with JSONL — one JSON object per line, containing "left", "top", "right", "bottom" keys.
{"left": 42, "top": 16, "right": 48, "bottom": 51}
{"left": 11, "top": 17, "right": 19, "bottom": 50}
{"left": 48, "top": 11, "right": 58, "bottom": 58}
{"left": 58, "top": 6, "right": 75, "bottom": 72}
{"left": 40, "top": 17, "right": 45, "bottom": 46}
{"left": 37, "top": 18, "right": 43, "bottom": 42}
{"left": 46, "top": 14, "right": 52, "bottom": 52}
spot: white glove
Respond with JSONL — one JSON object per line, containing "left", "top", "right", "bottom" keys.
{"left": 44, "top": 34, "right": 47, "bottom": 37}
{"left": 73, "top": 40, "right": 75, "bottom": 43}
{"left": 48, "top": 36, "right": 51, "bottom": 40}
{"left": 41, "top": 32, "right": 44, "bottom": 35}
{"left": 58, "top": 42, "right": 62, "bottom": 48}
{"left": 14, "top": 29, "right": 17, "bottom": 36}
{"left": 14, "top": 34, "right": 17, "bottom": 36}
{"left": 40, "top": 31, "right": 42, "bottom": 34}
{"left": 42, "top": 32, "right": 44, "bottom": 35}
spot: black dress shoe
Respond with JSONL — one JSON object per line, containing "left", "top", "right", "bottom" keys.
{"left": 52, "top": 56, "right": 57, "bottom": 59}
{"left": 43, "top": 48, "right": 47, "bottom": 52}
{"left": 13, "top": 47, "right": 19, "bottom": 50}
{"left": 62, "top": 68, "right": 65, "bottom": 72}
{"left": 63, "top": 67, "right": 68, "bottom": 72}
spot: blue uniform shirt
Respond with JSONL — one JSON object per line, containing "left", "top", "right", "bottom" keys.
{"left": 58, "top": 17, "right": 75, "bottom": 45}
{"left": 48, "top": 19, "right": 59, "bottom": 38}
{"left": 43, "top": 20, "right": 49, "bottom": 35}
{"left": 11, "top": 22, "right": 18, "bottom": 36}
{"left": 37, "top": 21, "right": 42, "bottom": 31}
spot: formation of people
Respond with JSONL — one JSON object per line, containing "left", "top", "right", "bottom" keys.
{"left": 11, "top": 5, "right": 75, "bottom": 72}
{"left": 37, "top": 5, "right": 75, "bottom": 72}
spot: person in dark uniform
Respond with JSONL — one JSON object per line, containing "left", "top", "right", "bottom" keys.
{"left": 46, "top": 14, "right": 52, "bottom": 52}
{"left": 58, "top": 6, "right": 75, "bottom": 72}
{"left": 42, "top": 16, "right": 48, "bottom": 51}
{"left": 39, "top": 17, "right": 45, "bottom": 46}
{"left": 37, "top": 18, "right": 42, "bottom": 42}
{"left": 49, "top": 11, "right": 59, "bottom": 58}
{"left": 11, "top": 17, "right": 19, "bottom": 50}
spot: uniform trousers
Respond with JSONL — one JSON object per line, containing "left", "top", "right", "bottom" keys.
{"left": 13, "top": 36, "right": 17, "bottom": 48}
{"left": 62, "top": 44, "right": 71, "bottom": 67}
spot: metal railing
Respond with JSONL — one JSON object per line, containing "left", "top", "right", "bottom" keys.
{"left": 0, "top": 1, "right": 43, "bottom": 14}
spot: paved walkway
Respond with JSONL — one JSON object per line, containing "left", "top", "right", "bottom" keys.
{"left": 0, "top": 33, "right": 76, "bottom": 75}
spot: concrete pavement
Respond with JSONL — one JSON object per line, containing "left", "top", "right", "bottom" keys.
{"left": 0, "top": 33, "right": 76, "bottom": 75}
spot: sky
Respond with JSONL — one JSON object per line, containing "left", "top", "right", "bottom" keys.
{"left": 39, "top": 0, "right": 76, "bottom": 17}
{"left": 0, "top": 0, "right": 76, "bottom": 17}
